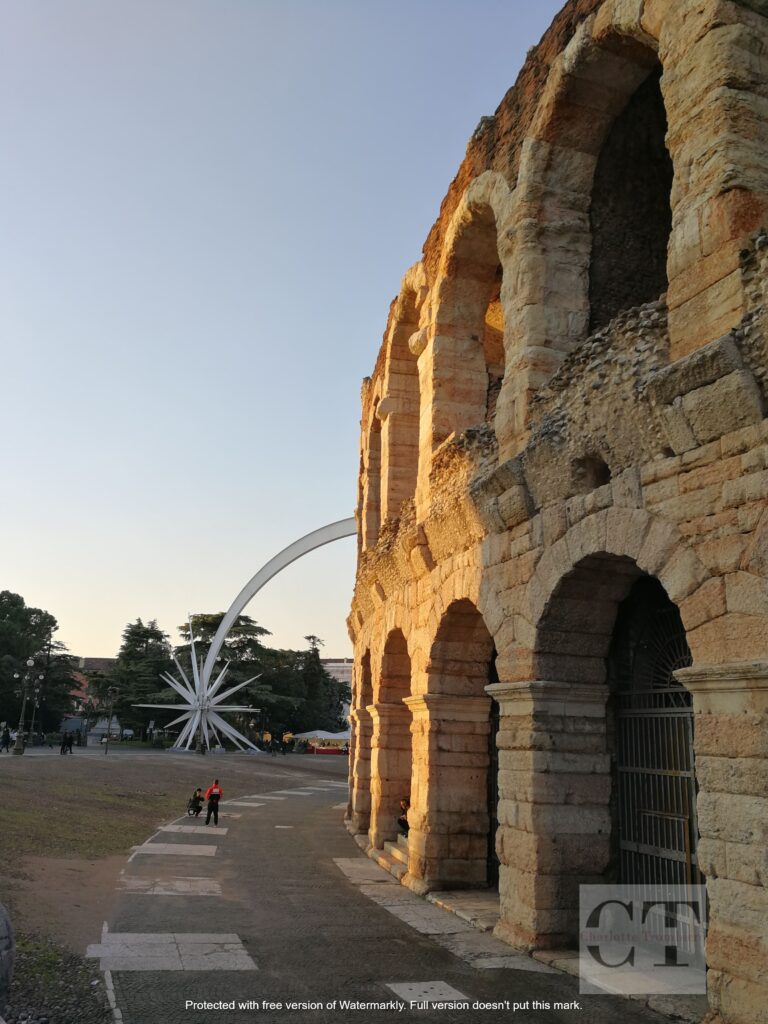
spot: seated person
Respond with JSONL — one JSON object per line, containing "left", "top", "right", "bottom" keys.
{"left": 397, "top": 797, "right": 410, "bottom": 837}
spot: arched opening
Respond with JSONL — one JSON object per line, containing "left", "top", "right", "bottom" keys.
{"left": 589, "top": 65, "right": 673, "bottom": 331}
{"left": 608, "top": 577, "right": 703, "bottom": 889}
{"left": 349, "top": 650, "right": 373, "bottom": 834}
{"left": 408, "top": 599, "right": 498, "bottom": 890}
{"left": 498, "top": 555, "right": 703, "bottom": 949}
{"left": 433, "top": 206, "right": 506, "bottom": 443}
{"left": 368, "top": 630, "right": 413, "bottom": 851}
{"left": 381, "top": 290, "right": 420, "bottom": 519}
{"left": 362, "top": 403, "right": 381, "bottom": 550}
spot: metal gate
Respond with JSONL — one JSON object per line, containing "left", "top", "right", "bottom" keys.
{"left": 611, "top": 579, "right": 704, "bottom": 889}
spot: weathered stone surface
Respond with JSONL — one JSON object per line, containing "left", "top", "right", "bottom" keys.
{"left": 350, "top": 3, "right": 768, "bottom": 1021}
{"left": 681, "top": 370, "right": 764, "bottom": 445}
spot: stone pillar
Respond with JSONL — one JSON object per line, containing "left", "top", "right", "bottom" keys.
{"left": 676, "top": 662, "right": 768, "bottom": 1024}
{"left": 403, "top": 694, "right": 491, "bottom": 894}
{"left": 347, "top": 707, "right": 373, "bottom": 836}
{"left": 368, "top": 703, "right": 412, "bottom": 850}
{"left": 487, "top": 680, "right": 610, "bottom": 951}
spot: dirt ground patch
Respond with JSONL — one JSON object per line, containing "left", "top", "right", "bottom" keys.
{"left": 0, "top": 749, "right": 344, "bottom": 949}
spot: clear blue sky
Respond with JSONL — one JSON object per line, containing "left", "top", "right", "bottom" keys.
{"left": 0, "top": 0, "right": 564, "bottom": 658}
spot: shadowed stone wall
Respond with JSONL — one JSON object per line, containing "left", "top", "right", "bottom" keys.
{"left": 349, "top": 4, "right": 768, "bottom": 1023}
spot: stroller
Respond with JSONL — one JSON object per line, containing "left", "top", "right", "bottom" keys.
{"left": 187, "top": 790, "right": 203, "bottom": 817}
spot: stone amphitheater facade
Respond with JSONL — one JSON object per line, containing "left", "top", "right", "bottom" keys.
{"left": 347, "top": 2, "right": 768, "bottom": 1022}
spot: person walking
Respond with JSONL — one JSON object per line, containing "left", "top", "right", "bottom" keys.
{"left": 204, "top": 779, "right": 223, "bottom": 826}
{"left": 60, "top": 731, "right": 68, "bottom": 755}
{"left": 0, "top": 727, "right": 10, "bottom": 753}
{"left": 66, "top": 733, "right": 74, "bottom": 754}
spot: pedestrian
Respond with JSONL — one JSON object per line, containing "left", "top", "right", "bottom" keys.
{"left": 60, "top": 731, "right": 68, "bottom": 755}
{"left": 66, "top": 733, "right": 74, "bottom": 753}
{"left": 189, "top": 788, "right": 204, "bottom": 817}
{"left": 204, "top": 778, "right": 223, "bottom": 826}
{"left": 0, "top": 727, "right": 10, "bottom": 753}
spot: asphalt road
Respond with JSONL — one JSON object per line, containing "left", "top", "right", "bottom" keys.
{"left": 87, "top": 756, "right": 665, "bottom": 1024}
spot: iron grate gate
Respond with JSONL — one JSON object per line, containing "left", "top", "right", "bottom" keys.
{"left": 611, "top": 581, "right": 705, "bottom": 891}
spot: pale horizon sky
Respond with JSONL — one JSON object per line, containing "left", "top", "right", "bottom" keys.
{"left": 0, "top": 0, "right": 564, "bottom": 658}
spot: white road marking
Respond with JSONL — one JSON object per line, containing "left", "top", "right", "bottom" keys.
{"left": 226, "top": 801, "right": 265, "bottom": 808}
{"left": 132, "top": 843, "right": 218, "bottom": 857}
{"left": 385, "top": 982, "right": 469, "bottom": 1004}
{"left": 119, "top": 876, "right": 222, "bottom": 897}
{"left": 86, "top": 932, "right": 256, "bottom": 972}
{"left": 160, "top": 825, "right": 229, "bottom": 835}
{"left": 274, "top": 825, "right": 294, "bottom": 829}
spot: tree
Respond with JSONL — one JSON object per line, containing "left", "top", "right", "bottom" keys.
{"left": 293, "top": 635, "right": 350, "bottom": 733}
{"left": 0, "top": 590, "right": 77, "bottom": 732}
{"left": 94, "top": 619, "right": 173, "bottom": 735}
{"left": 174, "top": 614, "right": 290, "bottom": 743}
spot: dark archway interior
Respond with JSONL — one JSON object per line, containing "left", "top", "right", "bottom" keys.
{"left": 360, "top": 650, "right": 373, "bottom": 709}
{"left": 589, "top": 66, "right": 673, "bottom": 332}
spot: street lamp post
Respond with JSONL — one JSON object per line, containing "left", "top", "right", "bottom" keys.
{"left": 28, "top": 682, "right": 43, "bottom": 747}
{"left": 104, "top": 687, "right": 118, "bottom": 757}
{"left": 12, "top": 660, "right": 36, "bottom": 755}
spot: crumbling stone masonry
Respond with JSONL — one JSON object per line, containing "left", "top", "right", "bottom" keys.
{"left": 347, "top": 3, "right": 768, "bottom": 1024}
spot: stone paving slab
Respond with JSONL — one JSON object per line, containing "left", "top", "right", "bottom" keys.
{"left": 132, "top": 843, "right": 218, "bottom": 857}
{"left": 119, "top": 876, "right": 222, "bottom": 897}
{"left": 383, "top": 903, "right": 471, "bottom": 936}
{"left": 434, "top": 932, "right": 556, "bottom": 973}
{"left": 333, "top": 857, "right": 399, "bottom": 884}
{"left": 426, "top": 890, "right": 500, "bottom": 932}
{"left": 86, "top": 931, "right": 256, "bottom": 972}
{"left": 160, "top": 825, "right": 229, "bottom": 835}
{"left": 386, "top": 981, "right": 469, "bottom": 1003}
{"left": 358, "top": 884, "right": 421, "bottom": 905}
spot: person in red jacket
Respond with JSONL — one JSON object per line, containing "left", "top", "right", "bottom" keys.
{"left": 204, "top": 778, "right": 223, "bottom": 825}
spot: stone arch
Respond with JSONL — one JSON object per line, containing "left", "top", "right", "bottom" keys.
{"left": 379, "top": 268, "right": 424, "bottom": 521}
{"left": 426, "top": 173, "right": 512, "bottom": 447}
{"left": 497, "top": 16, "right": 668, "bottom": 458}
{"left": 497, "top": 4, "right": 768, "bottom": 457}
{"left": 368, "top": 628, "right": 414, "bottom": 850}
{"left": 361, "top": 397, "right": 382, "bottom": 551}
{"left": 524, "top": 507, "right": 711, "bottom": 657}
{"left": 405, "top": 598, "right": 499, "bottom": 891}
{"left": 492, "top": 507, "right": 713, "bottom": 952}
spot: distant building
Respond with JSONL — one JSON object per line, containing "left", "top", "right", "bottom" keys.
{"left": 322, "top": 657, "right": 352, "bottom": 723}
{"left": 320, "top": 657, "right": 352, "bottom": 687}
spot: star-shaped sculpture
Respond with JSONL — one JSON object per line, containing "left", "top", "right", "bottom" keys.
{"left": 135, "top": 622, "right": 261, "bottom": 752}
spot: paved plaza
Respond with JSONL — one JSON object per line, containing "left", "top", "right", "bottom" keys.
{"left": 63, "top": 754, "right": 669, "bottom": 1024}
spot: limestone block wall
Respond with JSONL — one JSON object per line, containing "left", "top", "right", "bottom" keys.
{"left": 349, "top": 3, "right": 768, "bottom": 1023}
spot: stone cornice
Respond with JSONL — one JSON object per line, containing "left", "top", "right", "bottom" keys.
{"left": 403, "top": 693, "right": 491, "bottom": 720}
{"left": 675, "top": 661, "right": 768, "bottom": 690}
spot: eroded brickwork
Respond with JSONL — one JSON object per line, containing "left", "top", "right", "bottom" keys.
{"left": 349, "top": 4, "right": 768, "bottom": 1023}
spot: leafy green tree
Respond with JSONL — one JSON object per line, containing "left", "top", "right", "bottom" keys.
{"left": 0, "top": 590, "right": 77, "bottom": 732}
{"left": 175, "top": 614, "right": 295, "bottom": 743}
{"left": 93, "top": 619, "right": 173, "bottom": 735}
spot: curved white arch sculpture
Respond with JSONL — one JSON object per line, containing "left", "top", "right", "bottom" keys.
{"left": 138, "top": 517, "right": 357, "bottom": 752}
{"left": 201, "top": 516, "right": 357, "bottom": 686}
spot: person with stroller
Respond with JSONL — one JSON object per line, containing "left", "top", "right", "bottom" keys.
{"left": 187, "top": 787, "right": 204, "bottom": 817}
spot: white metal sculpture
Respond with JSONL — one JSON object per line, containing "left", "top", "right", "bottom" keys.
{"left": 138, "top": 517, "right": 357, "bottom": 752}
{"left": 134, "top": 624, "right": 263, "bottom": 752}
